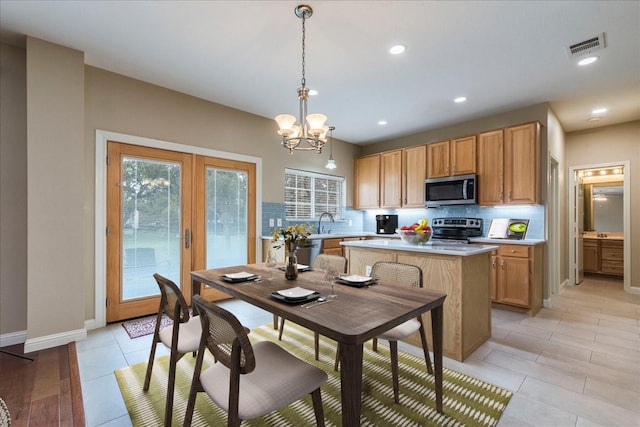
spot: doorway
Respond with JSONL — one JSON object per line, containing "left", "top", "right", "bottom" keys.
{"left": 104, "top": 140, "right": 257, "bottom": 323}
{"left": 568, "top": 161, "right": 631, "bottom": 293}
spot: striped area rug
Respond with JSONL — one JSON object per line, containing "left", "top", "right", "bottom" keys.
{"left": 115, "top": 323, "right": 512, "bottom": 426}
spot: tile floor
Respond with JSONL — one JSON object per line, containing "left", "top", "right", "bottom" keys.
{"left": 77, "top": 275, "right": 639, "bottom": 426}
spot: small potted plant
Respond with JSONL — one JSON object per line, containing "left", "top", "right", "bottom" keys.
{"left": 272, "top": 223, "right": 314, "bottom": 279}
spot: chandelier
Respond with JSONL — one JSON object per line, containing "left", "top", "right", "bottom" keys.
{"left": 275, "top": 5, "right": 329, "bottom": 154}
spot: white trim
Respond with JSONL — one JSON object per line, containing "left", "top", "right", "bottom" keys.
{"left": 568, "top": 161, "right": 632, "bottom": 292}
{"left": 85, "top": 319, "right": 98, "bottom": 331}
{"left": 95, "top": 130, "right": 263, "bottom": 327}
{"left": 546, "top": 155, "right": 560, "bottom": 297}
{"left": 24, "top": 328, "right": 87, "bottom": 353}
{"left": 0, "top": 330, "right": 27, "bottom": 347}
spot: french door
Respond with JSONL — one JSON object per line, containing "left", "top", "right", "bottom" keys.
{"left": 106, "top": 142, "right": 256, "bottom": 322}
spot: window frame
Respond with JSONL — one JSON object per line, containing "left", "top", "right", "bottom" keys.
{"left": 284, "top": 168, "right": 345, "bottom": 221}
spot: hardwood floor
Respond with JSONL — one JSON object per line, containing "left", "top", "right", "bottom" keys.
{"left": 0, "top": 342, "right": 84, "bottom": 426}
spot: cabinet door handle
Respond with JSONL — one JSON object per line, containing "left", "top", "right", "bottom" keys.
{"left": 508, "top": 191, "right": 512, "bottom": 201}
{"left": 492, "top": 259, "right": 496, "bottom": 269}
{"left": 501, "top": 260, "right": 505, "bottom": 270}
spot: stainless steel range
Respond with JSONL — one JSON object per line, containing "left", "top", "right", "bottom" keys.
{"left": 430, "top": 217, "right": 483, "bottom": 244}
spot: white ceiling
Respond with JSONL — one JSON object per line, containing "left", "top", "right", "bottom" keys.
{"left": 1, "top": 1, "right": 639, "bottom": 145}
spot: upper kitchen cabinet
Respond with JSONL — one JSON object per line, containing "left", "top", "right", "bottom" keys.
{"left": 380, "top": 150, "right": 402, "bottom": 208}
{"left": 354, "top": 145, "right": 426, "bottom": 209}
{"left": 354, "top": 154, "right": 380, "bottom": 209}
{"left": 426, "top": 136, "right": 476, "bottom": 179}
{"left": 402, "top": 145, "right": 427, "bottom": 208}
{"left": 478, "top": 122, "right": 540, "bottom": 206}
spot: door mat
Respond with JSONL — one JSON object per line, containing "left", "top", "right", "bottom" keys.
{"left": 121, "top": 314, "right": 172, "bottom": 339}
{"left": 116, "top": 322, "right": 512, "bottom": 426}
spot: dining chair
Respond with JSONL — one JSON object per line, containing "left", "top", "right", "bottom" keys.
{"left": 184, "top": 295, "right": 328, "bottom": 427}
{"left": 335, "top": 261, "right": 433, "bottom": 403}
{"left": 143, "top": 274, "right": 202, "bottom": 427}
{"left": 278, "top": 254, "right": 347, "bottom": 360}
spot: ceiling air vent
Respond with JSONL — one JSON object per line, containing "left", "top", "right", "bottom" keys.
{"left": 567, "top": 33, "right": 606, "bottom": 57}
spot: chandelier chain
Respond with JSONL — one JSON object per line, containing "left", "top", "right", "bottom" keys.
{"left": 301, "top": 14, "right": 306, "bottom": 88}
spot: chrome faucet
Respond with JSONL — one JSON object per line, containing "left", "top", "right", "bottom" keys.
{"left": 317, "top": 212, "right": 335, "bottom": 234}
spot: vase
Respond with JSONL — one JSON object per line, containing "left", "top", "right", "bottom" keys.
{"left": 285, "top": 241, "right": 299, "bottom": 280}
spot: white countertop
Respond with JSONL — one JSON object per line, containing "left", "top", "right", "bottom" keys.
{"left": 469, "top": 237, "right": 545, "bottom": 245}
{"left": 261, "top": 232, "right": 399, "bottom": 240}
{"left": 340, "top": 239, "right": 498, "bottom": 256}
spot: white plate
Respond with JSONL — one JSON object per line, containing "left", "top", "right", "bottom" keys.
{"left": 224, "top": 272, "right": 255, "bottom": 279}
{"left": 277, "top": 287, "right": 315, "bottom": 299}
{"left": 340, "top": 275, "right": 373, "bottom": 283}
{"left": 296, "top": 264, "right": 309, "bottom": 270}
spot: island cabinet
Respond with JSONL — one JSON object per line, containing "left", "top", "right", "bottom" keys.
{"left": 344, "top": 245, "right": 492, "bottom": 362}
{"left": 426, "top": 136, "right": 476, "bottom": 179}
{"left": 488, "top": 243, "right": 544, "bottom": 316}
{"left": 478, "top": 122, "right": 540, "bottom": 206}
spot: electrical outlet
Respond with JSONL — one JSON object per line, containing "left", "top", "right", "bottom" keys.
{"left": 348, "top": 219, "right": 353, "bottom": 227}
{"left": 269, "top": 218, "right": 274, "bottom": 227}
{"left": 365, "top": 265, "right": 372, "bottom": 276}
{"left": 277, "top": 218, "right": 282, "bottom": 226}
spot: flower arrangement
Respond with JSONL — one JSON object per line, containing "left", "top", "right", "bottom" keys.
{"left": 272, "top": 223, "right": 314, "bottom": 251}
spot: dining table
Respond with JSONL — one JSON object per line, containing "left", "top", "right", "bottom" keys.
{"left": 191, "top": 263, "right": 447, "bottom": 426}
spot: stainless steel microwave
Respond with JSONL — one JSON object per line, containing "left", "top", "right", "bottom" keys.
{"left": 425, "top": 174, "right": 477, "bottom": 207}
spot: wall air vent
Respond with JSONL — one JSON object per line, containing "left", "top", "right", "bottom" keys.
{"left": 567, "top": 33, "right": 606, "bottom": 57}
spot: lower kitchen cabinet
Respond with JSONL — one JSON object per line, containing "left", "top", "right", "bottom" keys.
{"left": 583, "top": 239, "right": 599, "bottom": 273}
{"left": 488, "top": 243, "right": 544, "bottom": 316}
{"left": 322, "top": 237, "right": 363, "bottom": 258}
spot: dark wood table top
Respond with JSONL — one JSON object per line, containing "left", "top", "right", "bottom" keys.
{"left": 191, "top": 264, "right": 447, "bottom": 346}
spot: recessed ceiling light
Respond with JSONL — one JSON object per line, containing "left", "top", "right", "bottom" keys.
{"left": 592, "top": 107, "right": 607, "bottom": 115}
{"left": 578, "top": 56, "right": 599, "bottom": 66}
{"left": 389, "top": 45, "right": 406, "bottom": 55}
{"left": 454, "top": 96, "right": 467, "bottom": 103}
{"left": 309, "top": 89, "right": 318, "bottom": 96}
{"left": 378, "top": 120, "right": 388, "bottom": 126}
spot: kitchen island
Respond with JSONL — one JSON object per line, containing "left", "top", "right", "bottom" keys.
{"left": 341, "top": 239, "right": 498, "bottom": 361}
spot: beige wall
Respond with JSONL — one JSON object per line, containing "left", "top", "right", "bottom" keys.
{"left": 83, "top": 66, "right": 360, "bottom": 319}
{"left": 0, "top": 44, "right": 27, "bottom": 337}
{"left": 26, "top": 38, "right": 86, "bottom": 346}
{"left": 566, "top": 120, "right": 640, "bottom": 288}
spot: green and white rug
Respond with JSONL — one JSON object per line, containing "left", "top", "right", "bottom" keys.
{"left": 115, "top": 323, "right": 511, "bottom": 426}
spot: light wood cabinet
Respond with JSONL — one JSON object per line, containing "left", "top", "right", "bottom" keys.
{"left": 402, "top": 145, "right": 427, "bottom": 207}
{"left": 355, "top": 145, "right": 426, "bottom": 209}
{"left": 583, "top": 239, "right": 623, "bottom": 276}
{"left": 345, "top": 245, "right": 492, "bottom": 362}
{"left": 354, "top": 154, "right": 380, "bottom": 209}
{"left": 427, "top": 136, "right": 476, "bottom": 179}
{"left": 322, "top": 237, "right": 363, "bottom": 258}
{"left": 486, "top": 243, "right": 543, "bottom": 316}
{"left": 583, "top": 239, "right": 599, "bottom": 273}
{"left": 478, "top": 122, "right": 540, "bottom": 206}
{"left": 380, "top": 150, "right": 402, "bottom": 208}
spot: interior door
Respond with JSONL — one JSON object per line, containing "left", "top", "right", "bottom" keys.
{"left": 574, "top": 173, "right": 584, "bottom": 284}
{"left": 193, "top": 156, "right": 256, "bottom": 301}
{"left": 106, "top": 142, "right": 192, "bottom": 322}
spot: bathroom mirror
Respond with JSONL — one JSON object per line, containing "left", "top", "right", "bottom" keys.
{"left": 583, "top": 182, "right": 623, "bottom": 232}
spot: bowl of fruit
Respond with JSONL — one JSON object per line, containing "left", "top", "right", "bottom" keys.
{"left": 397, "top": 218, "right": 432, "bottom": 245}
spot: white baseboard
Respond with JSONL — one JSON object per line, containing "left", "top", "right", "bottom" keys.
{"left": 85, "top": 318, "right": 98, "bottom": 331}
{"left": 24, "top": 328, "right": 87, "bottom": 353}
{"left": 0, "top": 330, "right": 27, "bottom": 347}
{"left": 559, "top": 279, "right": 569, "bottom": 291}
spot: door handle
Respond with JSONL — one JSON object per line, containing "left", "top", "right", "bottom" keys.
{"left": 185, "top": 228, "right": 191, "bottom": 249}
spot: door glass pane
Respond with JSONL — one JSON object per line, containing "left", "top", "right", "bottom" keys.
{"left": 121, "top": 157, "right": 182, "bottom": 300}
{"left": 206, "top": 167, "right": 248, "bottom": 268}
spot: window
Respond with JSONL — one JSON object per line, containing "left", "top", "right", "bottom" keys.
{"left": 284, "top": 168, "right": 344, "bottom": 220}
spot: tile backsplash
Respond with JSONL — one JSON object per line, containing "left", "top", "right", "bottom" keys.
{"left": 262, "top": 203, "right": 545, "bottom": 240}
